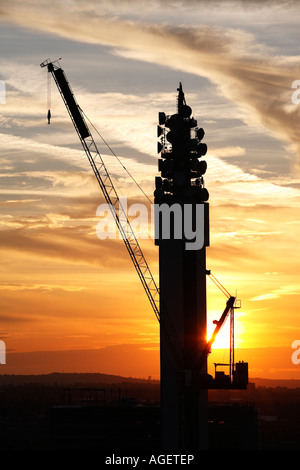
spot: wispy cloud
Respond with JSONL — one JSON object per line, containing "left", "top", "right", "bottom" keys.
{"left": 0, "top": 283, "right": 87, "bottom": 292}
{"left": 250, "top": 284, "right": 300, "bottom": 301}
{"left": 1, "top": 0, "right": 300, "bottom": 172}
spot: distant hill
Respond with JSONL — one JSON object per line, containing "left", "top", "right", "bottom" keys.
{"left": 1, "top": 345, "right": 300, "bottom": 383}
{"left": 0, "top": 372, "right": 300, "bottom": 389}
{"left": 0, "top": 372, "right": 158, "bottom": 386}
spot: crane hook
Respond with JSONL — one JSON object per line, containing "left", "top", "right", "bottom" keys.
{"left": 47, "top": 69, "right": 51, "bottom": 124}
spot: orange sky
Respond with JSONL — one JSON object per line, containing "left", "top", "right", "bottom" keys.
{"left": 1, "top": 0, "right": 300, "bottom": 381}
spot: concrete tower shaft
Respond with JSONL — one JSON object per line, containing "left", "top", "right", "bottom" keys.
{"left": 155, "top": 84, "right": 209, "bottom": 450}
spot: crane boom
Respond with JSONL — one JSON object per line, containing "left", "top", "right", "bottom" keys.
{"left": 40, "top": 59, "right": 160, "bottom": 320}
{"left": 192, "top": 295, "right": 236, "bottom": 382}
{"left": 40, "top": 58, "right": 185, "bottom": 369}
{"left": 207, "top": 296, "right": 236, "bottom": 352}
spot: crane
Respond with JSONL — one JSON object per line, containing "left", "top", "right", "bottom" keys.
{"left": 40, "top": 58, "right": 248, "bottom": 389}
{"left": 40, "top": 59, "right": 160, "bottom": 316}
{"left": 40, "top": 58, "right": 183, "bottom": 369}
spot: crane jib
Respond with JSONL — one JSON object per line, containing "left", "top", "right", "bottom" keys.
{"left": 52, "top": 67, "right": 90, "bottom": 140}
{"left": 42, "top": 59, "right": 184, "bottom": 370}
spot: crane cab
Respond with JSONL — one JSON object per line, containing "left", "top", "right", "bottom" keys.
{"left": 212, "top": 361, "right": 248, "bottom": 389}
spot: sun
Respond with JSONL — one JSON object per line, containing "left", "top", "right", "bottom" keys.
{"left": 206, "top": 317, "right": 231, "bottom": 351}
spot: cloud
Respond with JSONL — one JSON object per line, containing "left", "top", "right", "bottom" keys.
{"left": 0, "top": 224, "right": 122, "bottom": 267}
{"left": 250, "top": 284, "right": 300, "bottom": 301}
{"left": 211, "top": 146, "right": 246, "bottom": 158}
{"left": 0, "top": 283, "right": 87, "bottom": 292}
{"left": 1, "top": 1, "right": 300, "bottom": 172}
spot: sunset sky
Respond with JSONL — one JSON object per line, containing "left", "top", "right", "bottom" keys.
{"left": 0, "top": 0, "right": 300, "bottom": 380}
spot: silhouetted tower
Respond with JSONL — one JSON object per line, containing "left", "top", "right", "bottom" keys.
{"left": 155, "top": 83, "right": 209, "bottom": 450}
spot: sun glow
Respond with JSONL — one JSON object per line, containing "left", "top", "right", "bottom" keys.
{"left": 207, "top": 316, "right": 231, "bottom": 351}
{"left": 206, "top": 306, "right": 244, "bottom": 352}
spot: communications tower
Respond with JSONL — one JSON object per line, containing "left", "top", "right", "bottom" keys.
{"left": 155, "top": 84, "right": 210, "bottom": 450}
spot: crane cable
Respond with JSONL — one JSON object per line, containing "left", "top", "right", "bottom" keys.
{"left": 208, "top": 272, "right": 231, "bottom": 299}
{"left": 80, "top": 108, "right": 153, "bottom": 205}
{"left": 47, "top": 71, "right": 51, "bottom": 124}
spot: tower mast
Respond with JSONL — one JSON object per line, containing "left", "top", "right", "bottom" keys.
{"left": 155, "top": 83, "right": 209, "bottom": 450}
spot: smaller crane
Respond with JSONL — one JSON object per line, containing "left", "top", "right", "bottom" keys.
{"left": 192, "top": 286, "right": 248, "bottom": 389}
